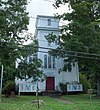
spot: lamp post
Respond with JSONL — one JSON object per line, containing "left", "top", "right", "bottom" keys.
{"left": 0, "top": 65, "right": 3, "bottom": 103}
{"left": 36, "top": 80, "right": 39, "bottom": 109}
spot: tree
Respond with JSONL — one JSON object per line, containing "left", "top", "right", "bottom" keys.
{"left": 15, "top": 40, "right": 44, "bottom": 80}
{"left": 46, "top": 0, "right": 100, "bottom": 95}
{"left": 2, "top": 40, "right": 39, "bottom": 84}
{"left": 16, "top": 57, "right": 44, "bottom": 81}
{"left": 0, "top": 0, "right": 38, "bottom": 85}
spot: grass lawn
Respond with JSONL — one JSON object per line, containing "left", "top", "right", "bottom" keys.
{"left": 0, "top": 94, "right": 100, "bottom": 110}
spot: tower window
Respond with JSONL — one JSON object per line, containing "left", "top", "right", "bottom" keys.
{"left": 53, "top": 56, "right": 56, "bottom": 68}
{"left": 48, "top": 56, "right": 51, "bottom": 68}
{"left": 44, "top": 55, "right": 47, "bottom": 68}
{"left": 48, "top": 19, "right": 51, "bottom": 26}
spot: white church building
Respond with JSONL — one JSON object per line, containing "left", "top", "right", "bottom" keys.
{"left": 16, "top": 15, "right": 82, "bottom": 94}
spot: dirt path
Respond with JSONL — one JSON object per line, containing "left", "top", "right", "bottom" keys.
{"left": 55, "top": 97, "right": 74, "bottom": 104}
{"left": 49, "top": 95, "right": 74, "bottom": 104}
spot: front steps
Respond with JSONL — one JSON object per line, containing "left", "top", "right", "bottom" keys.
{"left": 42, "top": 90, "right": 62, "bottom": 97}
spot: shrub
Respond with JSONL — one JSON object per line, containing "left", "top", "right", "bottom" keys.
{"left": 80, "top": 73, "right": 91, "bottom": 93}
{"left": 59, "top": 82, "right": 67, "bottom": 94}
{"left": 3, "top": 80, "right": 16, "bottom": 97}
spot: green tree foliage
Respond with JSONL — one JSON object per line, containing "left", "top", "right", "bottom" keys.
{"left": 0, "top": 0, "right": 30, "bottom": 84}
{"left": 80, "top": 73, "right": 91, "bottom": 93}
{"left": 0, "top": 0, "right": 29, "bottom": 63}
{"left": 46, "top": 0, "right": 100, "bottom": 95}
{"left": 0, "top": 1, "right": 42, "bottom": 85}
{"left": 3, "top": 80, "right": 16, "bottom": 97}
{"left": 16, "top": 57, "right": 44, "bottom": 81}
{"left": 15, "top": 40, "right": 45, "bottom": 81}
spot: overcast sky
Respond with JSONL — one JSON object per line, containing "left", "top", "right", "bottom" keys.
{"left": 27, "top": 0, "right": 69, "bottom": 34}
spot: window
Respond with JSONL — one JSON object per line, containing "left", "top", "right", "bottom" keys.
{"left": 48, "top": 56, "right": 51, "bottom": 68}
{"left": 63, "top": 60, "right": 72, "bottom": 72}
{"left": 48, "top": 19, "right": 51, "bottom": 26}
{"left": 29, "top": 56, "right": 33, "bottom": 62}
{"left": 53, "top": 56, "right": 56, "bottom": 68}
{"left": 44, "top": 55, "right": 47, "bottom": 68}
{"left": 44, "top": 55, "right": 56, "bottom": 69}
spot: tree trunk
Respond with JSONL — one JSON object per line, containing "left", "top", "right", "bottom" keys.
{"left": 97, "top": 76, "right": 100, "bottom": 96}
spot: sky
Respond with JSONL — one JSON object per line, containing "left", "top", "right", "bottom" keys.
{"left": 27, "top": 0, "right": 69, "bottom": 35}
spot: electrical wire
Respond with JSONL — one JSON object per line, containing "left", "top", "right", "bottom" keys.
{"left": 37, "top": 51, "right": 100, "bottom": 60}
{"left": 34, "top": 39, "right": 100, "bottom": 51}
{"left": 2, "top": 51, "right": 100, "bottom": 61}
{"left": 0, "top": 41, "right": 100, "bottom": 57}
{"left": 0, "top": 42, "right": 100, "bottom": 60}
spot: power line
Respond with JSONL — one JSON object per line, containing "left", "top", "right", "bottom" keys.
{"left": 0, "top": 41, "right": 100, "bottom": 57}
{"left": 1, "top": 49, "right": 100, "bottom": 62}
{"left": 0, "top": 42, "right": 100, "bottom": 61}
{"left": 65, "top": 50, "right": 100, "bottom": 57}
{"left": 37, "top": 46, "right": 100, "bottom": 57}
{"left": 66, "top": 54, "right": 100, "bottom": 60}
{"left": 38, "top": 39, "right": 100, "bottom": 50}
{"left": 0, "top": 42, "right": 100, "bottom": 60}
{"left": 33, "top": 51, "right": 100, "bottom": 60}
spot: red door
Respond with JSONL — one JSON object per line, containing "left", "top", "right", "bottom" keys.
{"left": 46, "top": 77, "right": 55, "bottom": 90}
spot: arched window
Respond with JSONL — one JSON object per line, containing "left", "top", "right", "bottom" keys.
{"left": 48, "top": 56, "right": 51, "bottom": 68}
{"left": 44, "top": 55, "right": 47, "bottom": 68}
{"left": 53, "top": 56, "right": 56, "bottom": 68}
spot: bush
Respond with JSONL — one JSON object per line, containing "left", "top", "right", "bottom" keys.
{"left": 3, "top": 80, "right": 16, "bottom": 97}
{"left": 59, "top": 82, "right": 67, "bottom": 94}
{"left": 80, "top": 73, "right": 91, "bottom": 93}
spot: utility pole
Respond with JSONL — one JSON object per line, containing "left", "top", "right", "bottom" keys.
{"left": 36, "top": 80, "right": 39, "bottom": 109}
{"left": 0, "top": 65, "right": 3, "bottom": 103}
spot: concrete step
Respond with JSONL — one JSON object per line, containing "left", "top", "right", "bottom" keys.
{"left": 42, "top": 91, "right": 62, "bottom": 96}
